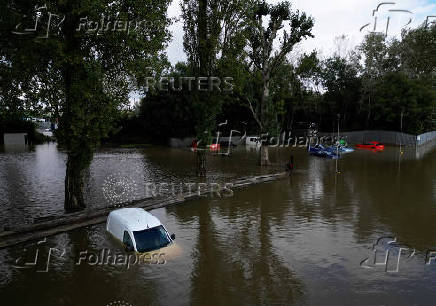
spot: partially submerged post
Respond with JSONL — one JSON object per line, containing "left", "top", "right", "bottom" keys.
{"left": 286, "top": 154, "right": 295, "bottom": 175}
{"left": 196, "top": 149, "right": 206, "bottom": 177}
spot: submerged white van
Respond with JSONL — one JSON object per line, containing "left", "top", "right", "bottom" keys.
{"left": 106, "top": 208, "right": 175, "bottom": 252}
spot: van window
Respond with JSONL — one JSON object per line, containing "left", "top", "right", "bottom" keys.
{"left": 133, "top": 225, "right": 171, "bottom": 253}
{"left": 123, "top": 231, "right": 134, "bottom": 250}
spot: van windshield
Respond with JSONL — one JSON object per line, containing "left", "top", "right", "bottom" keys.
{"left": 133, "top": 225, "right": 172, "bottom": 252}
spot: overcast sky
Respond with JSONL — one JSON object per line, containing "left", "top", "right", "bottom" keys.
{"left": 166, "top": 0, "right": 436, "bottom": 64}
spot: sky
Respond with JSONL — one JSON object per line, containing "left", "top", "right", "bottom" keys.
{"left": 166, "top": 0, "right": 436, "bottom": 64}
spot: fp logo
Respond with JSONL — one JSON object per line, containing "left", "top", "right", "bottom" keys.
{"left": 360, "top": 236, "right": 415, "bottom": 272}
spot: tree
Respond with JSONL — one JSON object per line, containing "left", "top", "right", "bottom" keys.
{"left": 371, "top": 72, "right": 434, "bottom": 134}
{"left": 268, "top": 51, "right": 323, "bottom": 135}
{"left": 138, "top": 63, "right": 197, "bottom": 142}
{"left": 244, "top": 0, "right": 314, "bottom": 165}
{"left": 1, "top": 0, "right": 171, "bottom": 211}
{"left": 319, "top": 55, "right": 362, "bottom": 130}
{"left": 181, "top": 0, "right": 249, "bottom": 175}
{"left": 357, "top": 24, "right": 435, "bottom": 133}
{"left": 399, "top": 24, "right": 436, "bottom": 79}
{"left": 358, "top": 33, "right": 389, "bottom": 126}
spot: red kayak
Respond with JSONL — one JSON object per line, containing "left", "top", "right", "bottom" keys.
{"left": 355, "top": 141, "right": 385, "bottom": 150}
{"left": 208, "top": 143, "right": 220, "bottom": 151}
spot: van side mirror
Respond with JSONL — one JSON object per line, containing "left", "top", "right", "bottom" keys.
{"left": 170, "top": 233, "right": 176, "bottom": 240}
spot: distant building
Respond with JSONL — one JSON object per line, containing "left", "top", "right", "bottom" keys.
{"left": 3, "top": 133, "right": 27, "bottom": 152}
{"left": 3, "top": 133, "right": 27, "bottom": 145}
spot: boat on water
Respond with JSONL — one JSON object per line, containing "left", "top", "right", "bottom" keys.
{"left": 339, "top": 146, "right": 354, "bottom": 153}
{"left": 355, "top": 141, "right": 384, "bottom": 151}
{"left": 325, "top": 145, "right": 354, "bottom": 154}
{"left": 308, "top": 144, "right": 340, "bottom": 159}
{"left": 208, "top": 143, "right": 220, "bottom": 151}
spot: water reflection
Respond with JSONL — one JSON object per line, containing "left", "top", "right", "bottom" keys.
{"left": 0, "top": 144, "right": 435, "bottom": 305}
{"left": 0, "top": 144, "right": 281, "bottom": 226}
{"left": 182, "top": 192, "right": 303, "bottom": 305}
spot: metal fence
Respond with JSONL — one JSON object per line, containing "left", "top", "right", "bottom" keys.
{"left": 417, "top": 131, "right": 436, "bottom": 146}
{"left": 320, "top": 130, "right": 436, "bottom": 147}
{"left": 169, "top": 130, "right": 436, "bottom": 148}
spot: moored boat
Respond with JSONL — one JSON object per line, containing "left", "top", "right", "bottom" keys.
{"left": 325, "top": 145, "right": 354, "bottom": 154}
{"left": 308, "top": 144, "right": 340, "bottom": 159}
{"left": 355, "top": 141, "right": 384, "bottom": 150}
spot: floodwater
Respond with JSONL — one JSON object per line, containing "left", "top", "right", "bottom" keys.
{"left": 0, "top": 143, "right": 435, "bottom": 305}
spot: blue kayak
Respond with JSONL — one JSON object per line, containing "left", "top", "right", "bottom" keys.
{"left": 308, "top": 144, "right": 340, "bottom": 159}
{"left": 324, "top": 145, "right": 354, "bottom": 154}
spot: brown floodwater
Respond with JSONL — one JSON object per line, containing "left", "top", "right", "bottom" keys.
{"left": 0, "top": 143, "right": 435, "bottom": 305}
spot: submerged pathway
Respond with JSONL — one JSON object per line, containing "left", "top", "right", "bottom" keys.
{"left": 0, "top": 172, "right": 287, "bottom": 249}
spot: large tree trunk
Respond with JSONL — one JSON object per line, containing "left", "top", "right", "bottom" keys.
{"left": 59, "top": 8, "right": 90, "bottom": 212}
{"left": 260, "top": 69, "right": 270, "bottom": 126}
{"left": 259, "top": 70, "right": 271, "bottom": 166}
{"left": 64, "top": 153, "right": 86, "bottom": 212}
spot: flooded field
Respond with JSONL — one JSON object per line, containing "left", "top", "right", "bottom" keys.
{"left": 0, "top": 143, "right": 435, "bottom": 305}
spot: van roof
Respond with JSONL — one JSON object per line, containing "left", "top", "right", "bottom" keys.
{"left": 109, "top": 208, "right": 162, "bottom": 232}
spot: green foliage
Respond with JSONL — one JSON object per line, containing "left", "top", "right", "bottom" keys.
{"left": 138, "top": 90, "right": 196, "bottom": 142}
{"left": 244, "top": 0, "right": 314, "bottom": 134}
{"left": 371, "top": 72, "right": 434, "bottom": 134}
{"left": 319, "top": 56, "right": 362, "bottom": 128}
{"left": 399, "top": 25, "right": 436, "bottom": 78}
{"left": 2, "top": 0, "right": 171, "bottom": 148}
{"left": 1, "top": 0, "right": 172, "bottom": 209}
{"left": 120, "top": 11, "right": 434, "bottom": 144}
{"left": 356, "top": 25, "right": 435, "bottom": 133}
{"left": 181, "top": 0, "right": 249, "bottom": 144}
